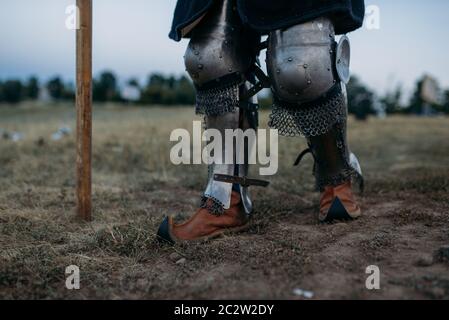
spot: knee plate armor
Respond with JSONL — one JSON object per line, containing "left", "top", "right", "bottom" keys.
{"left": 184, "top": 0, "right": 259, "bottom": 116}
{"left": 267, "top": 17, "right": 351, "bottom": 138}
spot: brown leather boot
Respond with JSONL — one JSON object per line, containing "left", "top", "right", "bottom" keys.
{"left": 157, "top": 191, "right": 250, "bottom": 244}
{"left": 319, "top": 181, "right": 361, "bottom": 222}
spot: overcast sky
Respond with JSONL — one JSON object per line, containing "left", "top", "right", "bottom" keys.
{"left": 1, "top": 0, "right": 448, "bottom": 97}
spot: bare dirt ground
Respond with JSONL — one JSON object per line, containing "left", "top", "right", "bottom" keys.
{"left": 0, "top": 104, "right": 448, "bottom": 300}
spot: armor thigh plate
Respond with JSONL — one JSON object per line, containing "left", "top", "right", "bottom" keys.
{"left": 184, "top": 0, "right": 258, "bottom": 116}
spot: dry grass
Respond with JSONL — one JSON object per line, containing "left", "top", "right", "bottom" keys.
{"left": 0, "top": 103, "right": 448, "bottom": 299}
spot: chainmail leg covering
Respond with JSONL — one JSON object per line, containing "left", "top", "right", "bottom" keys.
{"left": 268, "top": 84, "right": 346, "bottom": 137}
{"left": 195, "top": 77, "right": 242, "bottom": 116}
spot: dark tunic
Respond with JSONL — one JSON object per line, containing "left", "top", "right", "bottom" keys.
{"left": 169, "top": 0, "right": 365, "bottom": 41}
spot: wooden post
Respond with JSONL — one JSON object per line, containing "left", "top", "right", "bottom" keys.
{"left": 76, "top": 0, "right": 93, "bottom": 221}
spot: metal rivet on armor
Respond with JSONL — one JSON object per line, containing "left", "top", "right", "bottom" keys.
{"left": 307, "top": 80, "right": 312, "bottom": 85}
{"left": 276, "top": 69, "right": 281, "bottom": 74}
{"left": 303, "top": 64, "right": 308, "bottom": 69}
{"left": 288, "top": 57, "right": 293, "bottom": 62}
{"left": 194, "top": 51, "right": 199, "bottom": 56}
{"left": 329, "top": 50, "right": 333, "bottom": 54}
{"left": 198, "top": 64, "right": 203, "bottom": 69}
{"left": 229, "top": 68, "right": 233, "bottom": 73}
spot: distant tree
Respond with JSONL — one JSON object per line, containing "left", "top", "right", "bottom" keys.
{"left": 166, "top": 75, "right": 176, "bottom": 89}
{"left": 127, "top": 78, "right": 140, "bottom": 88}
{"left": 2, "top": 80, "right": 24, "bottom": 104}
{"left": 148, "top": 73, "right": 166, "bottom": 87}
{"left": 140, "top": 80, "right": 161, "bottom": 105}
{"left": 47, "top": 77, "right": 65, "bottom": 100}
{"left": 0, "top": 80, "right": 3, "bottom": 102}
{"left": 346, "top": 76, "right": 376, "bottom": 120}
{"left": 141, "top": 73, "right": 168, "bottom": 105}
{"left": 25, "top": 76, "right": 40, "bottom": 100}
{"left": 406, "top": 77, "right": 425, "bottom": 115}
{"left": 381, "top": 85, "right": 403, "bottom": 115}
{"left": 62, "top": 81, "right": 76, "bottom": 101}
{"left": 174, "top": 76, "right": 195, "bottom": 105}
{"left": 93, "top": 71, "right": 121, "bottom": 102}
{"left": 140, "top": 73, "right": 195, "bottom": 106}
{"left": 441, "top": 89, "right": 449, "bottom": 115}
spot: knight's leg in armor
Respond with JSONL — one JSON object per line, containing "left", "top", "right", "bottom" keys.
{"left": 157, "top": 0, "right": 259, "bottom": 244}
{"left": 267, "top": 18, "right": 362, "bottom": 222}
{"left": 308, "top": 93, "right": 362, "bottom": 222}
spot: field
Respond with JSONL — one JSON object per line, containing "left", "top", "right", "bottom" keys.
{"left": 0, "top": 103, "right": 448, "bottom": 300}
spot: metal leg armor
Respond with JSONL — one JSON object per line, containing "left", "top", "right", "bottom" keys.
{"left": 157, "top": 1, "right": 265, "bottom": 244}
{"left": 266, "top": 17, "right": 363, "bottom": 221}
{"left": 156, "top": 83, "right": 260, "bottom": 244}
{"left": 307, "top": 84, "right": 363, "bottom": 192}
{"left": 201, "top": 94, "right": 257, "bottom": 217}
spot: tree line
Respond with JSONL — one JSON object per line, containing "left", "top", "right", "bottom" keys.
{"left": 346, "top": 75, "right": 449, "bottom": 119}
{"left": 0, "top": 71, "right": 196, "bottom": 106}
{"left": 1, "top": 71, "right": 448, "bottom": 118}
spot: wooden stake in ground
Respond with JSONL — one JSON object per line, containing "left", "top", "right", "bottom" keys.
{"left": 76, "top": 0, "right": 93, "bottom": 221}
